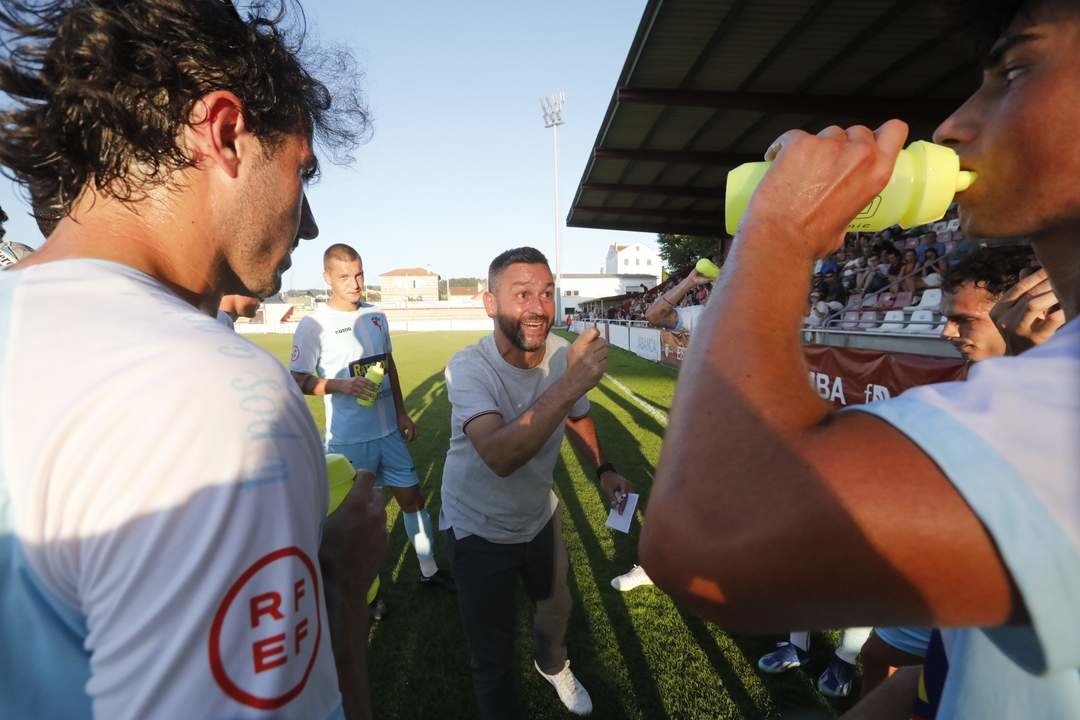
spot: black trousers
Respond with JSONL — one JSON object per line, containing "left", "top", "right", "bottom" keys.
{"left": 447, "top": 512, "right": 572, "bottom": 720}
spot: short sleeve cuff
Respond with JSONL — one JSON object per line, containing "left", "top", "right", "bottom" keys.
{"left": 849, "top": 396, "right": 1080, "bottom": 674}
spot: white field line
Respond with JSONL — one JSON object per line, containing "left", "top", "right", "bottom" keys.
{"left": 602, "top": 373, "right": 668, "bottom": 428}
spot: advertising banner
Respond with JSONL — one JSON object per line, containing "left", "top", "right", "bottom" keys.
{"left": 659, "top": 330, "right": 690, "bottom": 369}
{"left": 802, "top": 345, "right": 967, "bottom": 408}
{"left": 628, "top": 327, "right": 662, "bottom": 362}
{"left": 607, "top": 324, "right": 630, "bottom": 350}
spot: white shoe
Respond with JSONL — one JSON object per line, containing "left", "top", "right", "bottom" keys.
{"left": 610, "top": 564, "right": 653, "bottom": 592}
{"left": 535, "top": 660, "right": 593, "bottom": 715}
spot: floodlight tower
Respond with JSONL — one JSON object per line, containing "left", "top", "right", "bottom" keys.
{"left": 541, "top": 91, "right": 565, "bottom": 318}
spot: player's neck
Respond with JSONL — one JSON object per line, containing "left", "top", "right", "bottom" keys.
{"left": 1031, "top": 227, "right": 1080, "bottom": 321}
{"left": 16, "top": 190, "right": 221, "bottom": 311}
{"left": 328, "top": 296, "right": 361, "bottom": 312}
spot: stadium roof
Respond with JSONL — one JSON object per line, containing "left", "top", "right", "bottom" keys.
{"left": 568, "top": 0, "right": 981, "bottom": 237}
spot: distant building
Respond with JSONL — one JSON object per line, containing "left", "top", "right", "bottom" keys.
{"left": 449, "top": 284, "right": 483, "bottom": 301}
{"left": 604, "top": 242, "right": 662, "bottom": 282}
{"left": 558, "top": 273, "right": 657, "bottom": 312}
{"left": 378, "top": 267, "right": 440, "bottom": 303}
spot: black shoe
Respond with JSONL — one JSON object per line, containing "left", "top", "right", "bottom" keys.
{"left": 369, "top": 597, "right": 388, "bottom": 623}
{"left": 419, "top": 569, "right": 456, "bottom": 593}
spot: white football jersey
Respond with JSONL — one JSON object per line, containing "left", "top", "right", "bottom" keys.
{"left": 0, "top": 260, "right": 342, "bottom": 719}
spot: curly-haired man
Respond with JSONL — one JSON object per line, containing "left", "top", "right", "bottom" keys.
{"left": 0, "top": 1, "right": 383, "bottom": 718}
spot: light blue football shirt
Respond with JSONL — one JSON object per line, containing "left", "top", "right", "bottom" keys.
{"left": 290, "top": 302, "right": 397, "bottom": 445}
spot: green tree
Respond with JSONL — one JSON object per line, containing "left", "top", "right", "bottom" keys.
{"left": 656, "top": 234, "right": 721, "bottom": 274}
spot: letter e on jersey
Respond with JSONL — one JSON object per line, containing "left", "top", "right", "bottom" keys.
{"left": 208, "top": 547, "right": 322, "bottom": 709}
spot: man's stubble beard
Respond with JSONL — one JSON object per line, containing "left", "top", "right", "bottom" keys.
{"left": 497, "top": 311, "right": 549, "bottom": 352}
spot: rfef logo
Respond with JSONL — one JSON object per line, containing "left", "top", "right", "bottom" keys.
{"left": 209, "top": 547, "right": 322, "bottom": 709}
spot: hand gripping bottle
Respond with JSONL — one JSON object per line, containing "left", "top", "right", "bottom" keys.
{"left": 695, "top": 258, "right": 720, "bottom": 279}
{"left": 325, "top": 453, "right": 381, "bottom": 603}
{"left": 356, "top": 361, "right": 384, "bottom": 408}
{"left": 724, "top": 140, "right": 976, "bottom": 235}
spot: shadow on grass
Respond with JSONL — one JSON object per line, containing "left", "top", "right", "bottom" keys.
{"left": 367, "top": 370, "right": 478, "bottom": 719}
{"left": 553, "top": 453, "right": 668, "bottom": 719}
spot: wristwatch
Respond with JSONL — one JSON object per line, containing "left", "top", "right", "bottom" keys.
{"left": 595, "top": 462, "right": 616, "bottom": 481}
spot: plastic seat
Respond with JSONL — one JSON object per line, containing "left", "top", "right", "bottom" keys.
{"left": 845, "top": 293, "right": 864, "bottom": 311}
{"left": 861, "top": 293, "right": 879, "bottom": 309}
{"left": 902, "top": 309, "right": 936, "bottom": 333}
{"left": 839, "top": 311, "right": 860, "bottom": 330}
{"left": 868, "top": 310, "right": 906, "bottom": 333}
{"left": 857, "top": 311, "right": 880, "bottom": 329}
{"left": 890, "top": 291, "right": 914, "bottom": 309}
{"left": 876, "top": 292, "right": 895, "bottom": 310}
{"left": 904, "top": 288, "right": 942, "bottom": 312}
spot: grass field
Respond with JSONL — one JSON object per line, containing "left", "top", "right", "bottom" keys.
{"left": 250, "top": 331, "right": 852, "bottom": 720}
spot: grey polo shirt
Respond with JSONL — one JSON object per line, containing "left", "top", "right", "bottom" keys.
{"left": 439, "top": 333, "right": 589, "bottom": 543}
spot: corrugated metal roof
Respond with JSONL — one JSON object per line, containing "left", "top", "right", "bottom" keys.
{"left": 568, "top": 0, "right": 979, "bottom": 236}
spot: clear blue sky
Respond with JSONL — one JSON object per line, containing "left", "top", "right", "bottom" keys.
{"left": 0, "top": 0, "right": 656, "bottom": 289}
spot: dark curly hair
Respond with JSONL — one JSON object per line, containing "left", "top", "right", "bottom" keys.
{"left": 943, "top": 248, "right": 1032, "bottom": 299}
{"left": 0, "top": 0, "right": 370, "bottom": 227}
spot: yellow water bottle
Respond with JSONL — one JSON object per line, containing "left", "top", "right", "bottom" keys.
{"left": 725, "top": 140, "right": 976, "bottom": 235}
{"left": 695, "top": 258, "right": 720, "bottom": 279}
{"left": 356, "top": 361, "right": 384, "bottom": 408}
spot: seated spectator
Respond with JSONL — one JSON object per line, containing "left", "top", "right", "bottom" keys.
{"left": 898, "top": 249, "right": 920, "bottom": 292}
{"left": 818, "top": 269, "right": 848, "bottom": 305}
{"left": 916, "top": 231, "right": 946, "bottom": 262}
{"left": 866, "top": 249, "right": 899, "bottom": 294}
{"left": 923, "top": 247, "right": 948, "bottom": 277}
{"left": 856, "top": 255, "right": 880, "bottom": 291}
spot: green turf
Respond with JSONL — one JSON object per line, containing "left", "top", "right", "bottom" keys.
{"left": 249, "top": 331, "right": 852, "bottom": 719}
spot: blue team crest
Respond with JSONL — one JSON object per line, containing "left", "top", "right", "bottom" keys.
{"left": 370, "top": 316, "right": 383, "bottom": 331}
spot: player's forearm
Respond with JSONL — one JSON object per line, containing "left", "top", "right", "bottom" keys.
{"left": 475, "top": 378, "right": 582, "bottom": 477}
{"left": 291, "top": 372, "right": 338, "bottom": 396}
{"left": 320, "top": 563, "right": 373, "bottom": 720}
{"left": 564, "top": 415, "right": 604, "bottom": 470}
{"left": 642, "top": 221, "right": 835, "bottom": 615}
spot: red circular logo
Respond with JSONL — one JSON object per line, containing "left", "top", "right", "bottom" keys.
{"left": 208, "top": 547, "right": 322, "bottom": 709}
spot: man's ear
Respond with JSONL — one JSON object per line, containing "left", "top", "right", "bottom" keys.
{"left": 482, "top": 290, "right": 497, "bottom": 319}
{"left": 184, "top": 91, "right": 250, "bottom": 179}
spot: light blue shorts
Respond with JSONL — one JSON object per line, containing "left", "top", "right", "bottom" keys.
{"left": 873, "top": 626, "right": 933, "bottom": 658}
{"left": 328, "top": 432, "right": 418, "bottom": 489}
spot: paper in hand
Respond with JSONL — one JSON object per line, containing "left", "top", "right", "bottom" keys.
{"left": 605, "top": 492, "right": 640, "bottom": 534}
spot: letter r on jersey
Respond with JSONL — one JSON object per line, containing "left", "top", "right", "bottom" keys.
{"left": 250, "top": 591, "right": 284, "bottom": 628}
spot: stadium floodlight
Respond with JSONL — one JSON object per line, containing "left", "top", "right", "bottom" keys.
{"left": 540, "top": 91, "right": 565, "bottom": 317}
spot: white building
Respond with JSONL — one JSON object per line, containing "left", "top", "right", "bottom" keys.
{"left": 604, "top": 242, "right": 662, "bottom": 282}
{"left": 559, "top": 273, "right": 657, "bottom": 313}
{"left": 378, "top": 267, "right": 440, "bottom": 303}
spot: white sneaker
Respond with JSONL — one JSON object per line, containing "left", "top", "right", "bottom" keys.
{"left": 534, "top": 660, "right": 593, "bottom": 715}
{"left": 610, "top": 564, "right": 653, "bottom": 592}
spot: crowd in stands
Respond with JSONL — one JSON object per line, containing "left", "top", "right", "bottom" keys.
{"left": 804, "top": 206, "right": 1037, "bottom": 334}
{"left": 575, "top": 262, "right": 715, "bottom": 323}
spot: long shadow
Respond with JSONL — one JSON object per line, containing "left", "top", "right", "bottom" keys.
{"left": 367, "top": 371, "right": 478, "bottom": 719}
{"left": 553, "top": 455, "right": 669, "bottom": 719}
{"left": 595, "top": 381, "right": 668, "bottom": 442}
{"left": 590, "top": 383, "right": 840, "bottom": 718}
